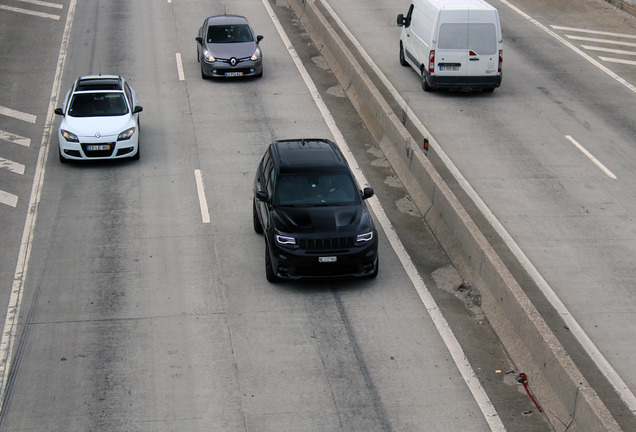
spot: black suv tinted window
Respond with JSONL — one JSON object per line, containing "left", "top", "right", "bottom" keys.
{"left": 275, "top": 172, "right": 359, "bottom": 206}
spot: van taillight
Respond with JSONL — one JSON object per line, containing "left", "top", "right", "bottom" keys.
{"left": 428, "top": 50, "right": 435, "bottom": 74}
{"left": 498, "top": 50, "right": 503, "bottom": 73}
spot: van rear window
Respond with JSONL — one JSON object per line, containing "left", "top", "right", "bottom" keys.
{"left": 438, "top": 23, "right": 497, "bottom": 54}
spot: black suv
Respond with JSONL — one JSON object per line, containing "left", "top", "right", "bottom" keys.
{"left": 253, "top": 139, "right": 378, "bottom": 282}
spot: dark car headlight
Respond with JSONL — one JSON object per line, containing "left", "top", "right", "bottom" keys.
{"left": 250, "top": 47, "right": 262, "bottom": 61}
{"left": 60, "top": 129, "right": 79, "bottom": 143}
{"left": 275, "top": 234, "right": 296, "bottom": 246}
{"left": 117, "top": 127, "right": 135, "bottom": 141}
{"left": 355, "top": 231, "right": 374, "bottom": 245}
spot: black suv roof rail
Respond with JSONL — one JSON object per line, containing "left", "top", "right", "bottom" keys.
{"left": 75, "top": 76, "right": 123, "bottom": 92}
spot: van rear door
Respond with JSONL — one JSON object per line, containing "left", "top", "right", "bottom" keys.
{"left": 465, "top": 9, "right": 500, "bottom": 78}
{"left": 435, "top": 10, "right": 469, "bottom": 78}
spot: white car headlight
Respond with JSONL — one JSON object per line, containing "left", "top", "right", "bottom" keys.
{"left": 117, "top": 127, "right": 135, "bottom": 141}
{"left": 60, "top": 129, "right": 79, "bottom": 143}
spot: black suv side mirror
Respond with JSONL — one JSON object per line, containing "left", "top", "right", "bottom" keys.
{"left": 195, "top": 36, "right": 203, "bottom": 44}
{"left": 256, "top": 35, "right": 264, "bottom": 43}
{"left": 362, "top": 187, "right": 374, "bottom": 200}
{"left": 256, "top": 190, "right": 269, "bottom": 203}
{"left": 54, "top": 108, "right": 64, "bottom": 116}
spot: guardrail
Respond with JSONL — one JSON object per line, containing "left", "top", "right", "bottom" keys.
{"left": 285, "top": 0, "right": 624, "bottom": 430}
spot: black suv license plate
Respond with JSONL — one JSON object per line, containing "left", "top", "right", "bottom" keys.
{"left": 319, "top": 256, "right": 337, "bottom": 263}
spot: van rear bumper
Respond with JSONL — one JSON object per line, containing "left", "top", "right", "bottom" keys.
{"left": 426, "top": 73, "right": 502, "bottom": 91}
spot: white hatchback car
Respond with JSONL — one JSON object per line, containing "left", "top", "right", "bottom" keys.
{"left": 55, "top": 75, "right": 143, "bottom": 162}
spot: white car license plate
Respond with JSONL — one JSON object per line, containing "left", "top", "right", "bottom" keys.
{"left": 86, "top": 144, "right": 111, "bottom": 151}
{"left": 225, "top": 72, "right": 243, "bottom": 77}
{"left": 319, "top": 256, "right": 337, "bottom": 263}
{"left": 439, "top": 65, "right": 460, "bottom": 72}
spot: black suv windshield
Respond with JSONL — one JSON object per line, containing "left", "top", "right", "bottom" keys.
{"left": 68, "top": 92, "right": 128, "bottom": 117}
{"left": 275, "top": 173, "right": 359, "bottom": 206}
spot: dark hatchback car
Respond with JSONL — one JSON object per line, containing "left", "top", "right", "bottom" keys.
{"left": 195, "top": 14, "right": 263, "bottom": 79}
{"left": 253, "top": 139, "right": 378, "bottom": 282}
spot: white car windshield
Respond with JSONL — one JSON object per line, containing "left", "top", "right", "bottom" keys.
{"left": 68, "top": 92, "right": 128, "bottom": 117}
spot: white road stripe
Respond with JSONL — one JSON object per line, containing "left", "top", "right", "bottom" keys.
{"left": 16, "top": 0, "right": 63, "bottom": 9}
{"left": 0, "top": 5, "right": 59, "bottom": 20}
{"left": 0, "top": 191, "right": 18, "bottom": 208}
{"left": 175, "top": 53, "right": 185, "bottom": 81}
{"left": 0, "top": 130, "right": 31, "bottom": 147}
{"left": 0, "top": 158, "right": 26, "bottom": 175}
{"left": 566, "top": 35, "right": 636, "bottom": 48}
{"left": 582, "top": 45, "right": 636, "bottom": 56}
{"left": 566, "top": 135, "right": 617, "bottom": 179}
{"left": 194, "top": 169, "right": 210, "bottom": 223}
{"left": 262, "top": 0, "right": 505, "bottom": 430}
{"left": 0, "top": 106, "right": 36, "bottom": 123}
{"left": 0, "top": 0, "right": 78, "bottom": 415}
{"left": 600, "top": 56, "right": 636, "bottom": 66}
{"left": 498, "top": 0, "right": 636, "bottom": 95}
{"left": 552, "top": 25, "right": 636, "bottom": 40}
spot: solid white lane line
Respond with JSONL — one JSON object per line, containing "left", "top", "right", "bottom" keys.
{"left": 175, "top": 53, "right": 185, "bottom": 81}
{"left": 0, "top": 106, "right": 36, "bottom": 123}
{"left": 16, "top": 0, "right": 63, "bottom": 9}
{"left": 262, "top": 0, "right": 505, "bottom": 430}
{"left": 498, "top": 0, "right": 636, "bottom": 94}
{"left": 0, "top": 158, "right": 26, "bottom": 175}
{"left": 0, "top": 0, "right": 78, "bottom": 414}
{"left": 322, "top": 0, "right": 636, "bottom": 419}
{"left": 552, "top": 25, "right": 636, "bottom": 39}
{"left": 566, "top": 35, "right": 636, "bottom": 48}
{"left": 0, "top": 191, "right": 18, "bottom": 208}
{"left": 0, "top": 130, "right": 31, "bottom": 147}
{"left": 600, "top": 57, "right": 636, "bottom": 66}
{"left": 565, "top": 135, "right": 617, "bottom": 179}
{"left": 0, "top": 5, "right": 59, "bottom": 20}
{"left": 194, "top": 169, "right": 210, "bottom": 223}
{"left": 583, "top": 45, "right": 636, "bottom": 56}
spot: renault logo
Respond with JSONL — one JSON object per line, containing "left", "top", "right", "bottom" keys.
{"left": 95, "top": 132, "right": 101, "bottom": 138}
{"left": 230, "top": 57, "right": 237, "bottom": 67}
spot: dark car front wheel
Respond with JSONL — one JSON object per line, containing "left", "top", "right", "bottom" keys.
{"left": 253, "top": 201, "right": 263, "bottom": 234}
{"left": 265, "top": 242, "right": 278, "bottom": 283}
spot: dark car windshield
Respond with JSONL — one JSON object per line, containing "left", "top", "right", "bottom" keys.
{"left": 68, "top": 92, "right": 128, "bottom": 117}
{"left": 206, "top": 24, "right": 253, "bottom": 43}
{"left": 275, "top": 173, "right": 360, "bottom": 206}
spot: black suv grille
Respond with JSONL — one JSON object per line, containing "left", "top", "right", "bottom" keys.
{"left": 298, "top": 237, "right": 354, "bottom": 251}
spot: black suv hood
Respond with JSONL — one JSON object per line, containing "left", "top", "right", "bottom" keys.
{"left": 272, "top": 205, "right": 371, "bottom": 235}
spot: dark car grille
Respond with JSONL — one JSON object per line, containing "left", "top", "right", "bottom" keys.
{"left": 297, "top": 237, "right": 354, "bottom": 251}
{"left": 82, "top": 143, "right": 116, "bottom": 158}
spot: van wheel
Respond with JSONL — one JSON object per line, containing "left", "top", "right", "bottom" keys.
{"left": 399, "top": 43, "right": 408, "bottom": 67}
{"left": 422, "top": 74, "right": 433, "bottom": 92}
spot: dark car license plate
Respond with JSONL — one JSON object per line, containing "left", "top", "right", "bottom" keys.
{"left": 225, "top": 71, "right": 243, "bottom": 77}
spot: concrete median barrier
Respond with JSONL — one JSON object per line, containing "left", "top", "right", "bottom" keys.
{"left": 285, "top": 0, "right": 623, "bottom": 430}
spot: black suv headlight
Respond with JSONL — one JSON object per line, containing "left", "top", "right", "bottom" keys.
{"left": 355, "top": 231, "right": 374, "bottom": 245}
{"left": 275, "top": 234, "right": 296, "bottom": 246}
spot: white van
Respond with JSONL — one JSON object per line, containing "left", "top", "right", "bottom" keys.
{"left": 397, "top": 0, "right": 502, "bottom": 92}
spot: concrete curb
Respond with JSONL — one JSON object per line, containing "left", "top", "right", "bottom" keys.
{"left": 285, "top": 0, "right": 623, "bottom": 430}
{"left": 605, "top": 0, "right": 636, "bottom": 17}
